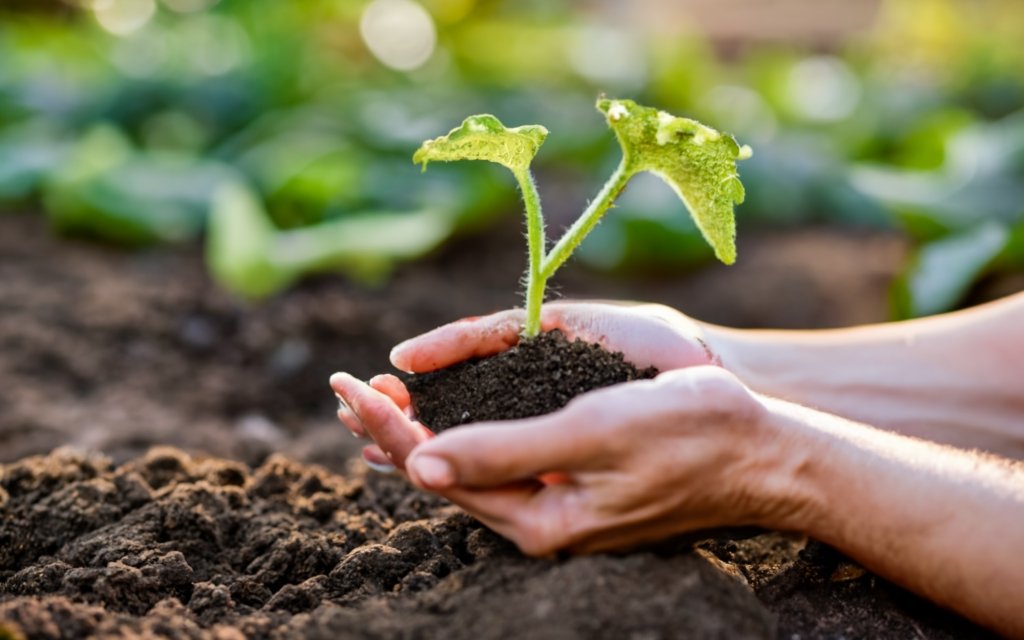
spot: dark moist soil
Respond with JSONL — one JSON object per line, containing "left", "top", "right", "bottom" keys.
{"left": 405, "top": 330, "right": 658, "bottom": 433}
{"left": 0, "top": 211, "right": 1010, "bottom": 639}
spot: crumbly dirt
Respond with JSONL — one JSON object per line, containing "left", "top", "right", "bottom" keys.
{"left": 0, "top": 448, "right": 989, "bottom": 640}
{"left": 0, "top": 448, "right": 775, "bottom": 639}
{"left": 0, "top": 211, "right": 1006, "bottom": 638}
{"left": 405, "top": 330, "right": 658, "bottom": 432}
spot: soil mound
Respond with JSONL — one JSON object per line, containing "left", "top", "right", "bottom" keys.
{"left": 0, "top": 448, "right": 987, "bottom": 639}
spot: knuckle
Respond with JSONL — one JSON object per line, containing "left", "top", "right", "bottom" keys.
{"left": 659, "top": 367, "right": 759, "bottom": 415}
{"left": 694, "top": 367, "right": 740, "bottom": 400}
{"left": 359, "top": 399, "right": 393, "bottom": 427}
{"left": 512, "top": 512, "right": 562, "bottom": 557}
{"left": 558, "top": 392, "right": 615, "bottom": 438}
{"left": 691, "top": 368, "right": 766, "bottom": 423}
{"left": 677, "top": 366, "right": 737, "bottom": 400}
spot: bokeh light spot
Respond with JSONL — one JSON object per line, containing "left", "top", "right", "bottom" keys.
{"left": 360, "top": 0, "right": 437, "bottom": 72}
{"left": 93, "top": 0, "right": 157, "bottom": 36}
{"left": 161, "top": 0, "right": 220, "bottom": 13}
{"left": 182, "top": 15, "right": 250, "bottom": 76}
{"left": 786, "top": 55, "right": 861, "bottom": 123}
{"left": 569, "top": 25, "right": 647, "bottom": 91}
{"left": 702, "top": 85, "right": 777, "bottom": 139}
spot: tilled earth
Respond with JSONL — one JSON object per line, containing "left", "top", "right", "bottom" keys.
{"left": 0, "top": 448, "right": 987, "bottom": 639}
{"left": 0, "top": 212, "right": 1002, "bottom": 638}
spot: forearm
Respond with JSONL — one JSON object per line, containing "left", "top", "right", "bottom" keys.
{"left": 703, "top": 293, "right": 1024, "bottom": 457}
{"left": 765, "top": 400, "right": 1024, "bottom": 637}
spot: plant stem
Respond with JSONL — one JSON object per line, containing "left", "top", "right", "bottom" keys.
{"left": 514, "top": 169, "right": 546, "bottom": 337}
{"left": 540, "top": 158, "right": 633, "bottom": 279}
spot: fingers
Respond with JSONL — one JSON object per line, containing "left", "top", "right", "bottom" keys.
{"left": 361, "top": 444, "right": 396, "bottom": 473}
{"left": 330, "top": 372, "right": 429, "bottom": 470}
{"left": 548, "top": 302, "right": 711, "bottom": 370}
{"left": 369, "top": 373, "right": 411, "bottom": 413}
{"left": 390, "top": 309, "right": 526, "bottom": 373}
{"left": 388, "top": 301, "right": 711, "bottom": 375}
{"left": 336, "top": 397, "right": 367, "bottom": 438}
{"left": 387, "top": 304, "right": 597, "bottom": 373}
{"left": 404, "top": 398, "right": 610, "bottom": 490}
{"left": 336, "top": 374, "right": 410, "bottom": 439}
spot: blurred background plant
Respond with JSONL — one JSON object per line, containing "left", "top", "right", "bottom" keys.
{"left": 1, "top": 0, "right": 1022, "bottom": 315}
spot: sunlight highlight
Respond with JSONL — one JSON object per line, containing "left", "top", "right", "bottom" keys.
{"left": 92, "top": 0, "right": 157, "bottom": 36}
{"left": 360, "top": 0, "right": 437, "bottom": 72}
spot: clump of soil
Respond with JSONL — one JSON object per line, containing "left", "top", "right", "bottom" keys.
{"left": 404, "top": 330, "right": 658, "bottom": 432}
{"left": 0, "top": 447, "right": 779, "bottom": 639}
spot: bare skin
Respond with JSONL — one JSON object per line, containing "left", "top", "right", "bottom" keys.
{"left": 330, "top": 295, "right": 1024, "bottom": 637}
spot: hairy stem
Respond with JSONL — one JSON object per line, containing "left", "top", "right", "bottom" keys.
{"left": 540, "top": 159, "right": 633, "bottom": 280}
{"left": 515, "top": 169, "right": 547, "bottom": 337}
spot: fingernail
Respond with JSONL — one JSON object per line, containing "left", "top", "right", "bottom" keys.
{"left": 389, "top": 343, "right": 415, "bottom": 372}
{"left": 409, "top": 455, "right": 455, "bottom": 489}
{"left": 336, "top": 394, "right": 350, "bottom": 412}
{"left": 364, "top": 459, "right": 396, "bottom": 474}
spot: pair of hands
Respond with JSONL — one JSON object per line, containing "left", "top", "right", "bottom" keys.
{"left": 330, "top": 302, "right": 793, "bottom": 555}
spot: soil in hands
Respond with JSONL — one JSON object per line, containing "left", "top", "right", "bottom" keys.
{"left": 404, "top": 330, "right": 658, "bottom": 433}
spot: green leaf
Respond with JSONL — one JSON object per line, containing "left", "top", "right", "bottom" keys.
{"left": 207, "top": 182, "right": 299, "bottom": 299}
{"left": 0, "top": 121, "right": 73, "bottom": 203}
{"left": 413, "top": 114, "right": 548, "bottom": 173}
{"left": 207, "top": 182, "right": 457, "bottom": 299}
{"left": 596, "top": 98, "right": 751, "bottom": 264}
{"left": 893, "top": 222, "right": 1009, "bottom": 319}
{"left": 45, "top": 139, "right": 237, "bottom": 246}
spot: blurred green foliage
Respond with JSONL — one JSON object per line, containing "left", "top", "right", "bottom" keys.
{"left": 0, "top": 0, "right": 1022, "bottom": 314}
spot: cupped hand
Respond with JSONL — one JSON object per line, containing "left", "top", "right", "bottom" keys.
{"left": 332, "top": 301, "right": 718, "bottom": 471}
{"left": 333, "top": 366, "right": 807, "bottom": 556}
{"left": 389, "top": 301, "right": 717, "bottom": 374}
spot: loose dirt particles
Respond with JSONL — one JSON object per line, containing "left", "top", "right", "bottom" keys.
{"left": 405, "top": 330, "right": 658, "bottom": 433}
{"left": 0, "top": 213, "right": 1000, "bottom": 638}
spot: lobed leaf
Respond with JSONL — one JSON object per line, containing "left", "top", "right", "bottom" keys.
{"left": 597, "top": 98, "right": 751, "bottom": 264}
{"left": 413, "top": 114, "right": 548, "bottom": 173}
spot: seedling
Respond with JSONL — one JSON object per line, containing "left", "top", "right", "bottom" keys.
{"left": 414, "top": 98, "right": 752, "bottom": 337}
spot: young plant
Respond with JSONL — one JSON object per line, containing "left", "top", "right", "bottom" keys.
{"left": 414, "top": 98, "right": 752, "bottom": 337}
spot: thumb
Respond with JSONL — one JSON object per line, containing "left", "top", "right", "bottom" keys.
{"left": 404, "top": 404, "right": 606, "bottom": 490}
{"left": 390, "top": 309, "right": 526, "bottom": 373}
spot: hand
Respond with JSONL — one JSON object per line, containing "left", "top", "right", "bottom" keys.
{"left": 389, "top": 301, "right": 717, "bottom": 374}
{"left": 332, "top": 301, "right": 718, "bottom": 471}
{"left": 332, "top": 366, "right": 807, "bottom": 555}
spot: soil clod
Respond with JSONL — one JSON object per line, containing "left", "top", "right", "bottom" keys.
{"left": 405, "top": 330, "right": 658, "bottom": 432}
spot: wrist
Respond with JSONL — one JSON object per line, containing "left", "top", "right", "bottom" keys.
{"left": 741, "top": 396, "right": 830, "bottom": 533}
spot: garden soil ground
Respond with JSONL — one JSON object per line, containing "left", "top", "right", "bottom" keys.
{"left": 0, "top": 212, "right": 1002, "bottom": 638}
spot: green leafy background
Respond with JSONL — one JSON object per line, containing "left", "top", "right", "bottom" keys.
{"left": 1, "top": 0, "right": 1023, "bottom": 314}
